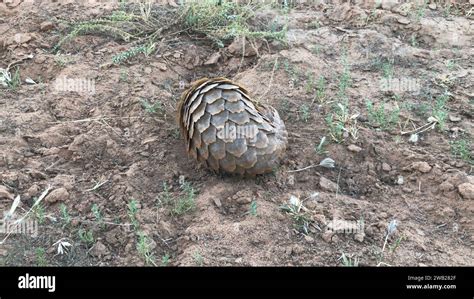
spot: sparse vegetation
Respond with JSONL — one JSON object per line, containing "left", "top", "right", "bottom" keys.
{"left": 366, "top": 100, "right": 400, "bottom": 130}
{"left": 450, "top": 139, "right": 472, "bottom": 164}
{"left": 35, "top": 247, "right": 47, "bottom": 267}
{"left": 182, "top": 0, "right": 287, "bottom": 48}
{"left": 60, "top": 204, "right": 71, "bottom": 228}
{"left": 127, "top": 199, "right": 140, "bottom": 231}
{"left": 137, "top": 231, "right": 156, "bottom": 266}
{"left": 340, "top": 253, "right": 359, "bottom": 267}
{"left": 298, "top": 103, "right": 310, "bottom": 122}
{"left": 431, "top": 92, "right": 449, "bottom": 130}
{"left": 192, "top": 250, "right": 204, "bottom": 266}
{"left": 141, "top": 99, "right": 164, "bottom": 114}
{"left": 172, "top": 181, "right": 197, "bottom": 216}
{"left": 78, "top": 228, "right": 95, "bottom": 246}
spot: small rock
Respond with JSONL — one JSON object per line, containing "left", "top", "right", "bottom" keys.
{"left": 321, "top": 230, "right": 334, "bottom": 243}
{"left": 439, "top": 181, "right": 454, "bottom": 192}
{"left": 0, "top": 185, "right": 14, "bottom": 200}
{"left": 13, "top": 33, "right": 32, "bottom": 44}
{"left": 89, "top": 241, "right": 108, "bottom": 258}
{"left": 291, "top": 244, "right": 304, "bottom": 255}
{"left": 204, "top": 52, "right": 220, "bottom": 65}
{"left": 411, "top": 161, "right": 431, "bottom": 173}
{"left": 319, "top": 177, "right": 338, "bottom": 192}
{"left": 144, "top": 67, "right": 152, "bottom": 74}
{"left": 212, "top": 197, "right": 222, "bottom": 208}
{"left": 448, "top": 114, "right": 461, "bottom": 122}
{"left": 382, "top": 163, "right": 391, "bottom": 172}
{"left": 40, "top": 21, "right": 54, "bottom": 31}
{"left": 304, "top": 235, "right": 314, "bottom": 243}
{"left": 396, "top": 176, "right": 404, "bottom": 185}
{"left": 381, "top": 0, "right": 398, "bottom": 10}
{"left": 24, "top": 184, "right": 41, "bottom": 199}
{"left": 458, "top": 183, "right": 474, "bottom": 200}
{"left": 396, "top": 17, "right": 411, "bottom": 25}
{"left": 45, "top": 187, "right": 69, "bottom": 203}
{"left": 173, "top": 52, "right": 181, "bottom": 59}
{"left": 428, "top": 3, "right": 436, "bottom": 10}
{"left": 152, "top": 62, "right": 167, "bottom": 71}
{"left": 354, "top": 232, "right": 365, "bottom": 243}
{"left": 347, "top": 144, "right": 362, "bottom": 153}
{"left": 228, "top": 36, "right": 261, "bottom": 57}
{"left": 313, "top": 214, "right": 327, "bottom": 226}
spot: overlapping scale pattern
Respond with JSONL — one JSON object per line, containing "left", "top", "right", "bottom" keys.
{"left": 177, "top": 77, "right": 288, "bottom": 175}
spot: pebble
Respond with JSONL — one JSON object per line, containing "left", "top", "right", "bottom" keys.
{"left": 458, "top": 183, "right": 474, "bottom": 200}
{"left": 45, "top": 187, "right": 69, "bottom": 203}
{"left": 347, "top": 144, "right": 362, "bottom": 153}
{"left": 0, "top": 185, "right": 14, "bottom": 200}
{"left": 411, "top": 161, "right": 431, "bottom": 173}
{"left": 319, "top": 177, "right": 338, "bottom": 192}
{"left": 382, "top": 163, "right": 391, "bottom": 172}
{"left": 40, "top": 21, "right": 54, "bottom": 31}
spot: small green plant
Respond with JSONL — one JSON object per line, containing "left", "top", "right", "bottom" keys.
{"left": 249, "top": 200, "right": 258, "bottom": 217}
{"left": 305, "top": 71, "right": 314, "bottom": 94}
{"left": 413, "top": 0, "right": 428, "bottom": 21}
{"left": 137, "top": 231, "right": 156, "bottom": 266}
{"left": 315, "top": 75, "right": 326, "bottom": 103}
{"left": 119, "top": 69, "right": 129, "bottom": 82}
{"left": 389, "top": 235, "right": 405, "bottom": 253}
{"left": 340, "top": 252, "right": 359, "bottom": 267}
{"left": 141, "top": 99, "right": 164, "bottom": 114}
{"left": 315, "top": 136, "right": 328, "bottom": 155}
{"left": 326, "top": 103, "right": 358, "bottom": 142}
{"left": 311, "top": 45, "right": 321, "bottom": 55}
{"left": 366, "top": 100, "right": 400, "bottom": 130}
{"left": 280, "top": 197, "right": 312, "bottom": 235}
{"left": 172, "top": 181, "right": 196, "bottom": 216}
{"left": 381, "top": 60, "right": 394, "bottom": 78}
{"left": 35, "top": 247, "right": 47, "bottom": 267}
{"left": 128, "top": 199, "right": 139, "bottom": 231}
{"left": 161, "top": 253, "right": 171, "bottom": 266}
{"left": 112, "top": 43, "right": 155, "bottom": 65}
{"left": 78, "top": 228, "right": 94, "bottom": 246}
{"left": 60, "top": 203, "right": 71, "bottom": 227}
{"left": 192, "top": 250, "right": 204, "bottom": 266}
{"left": 444, "top": 59, "right": 457, "bottom": 71}
{"left": 54, "top": 55, "right": 72, "bottom": 68}
{"left": 450, "top": 139, "right": 472, "bottom": 164}
{"left": 157, "top": 182, "right": 172, "bottom": 207}
{"left": 431, "top": 93, "right": 449, "bottom": 130}
{"left": 33, "top": 199, "right": 46, "bottom": 225}
{"left": 299, "top": 104, "right": 311, "bottom": 122}
{"left": 91, "top": 204, "right": 104, "bottom": 228}
{"left": 338, "top": 53, "right": 351, "bottom": 101}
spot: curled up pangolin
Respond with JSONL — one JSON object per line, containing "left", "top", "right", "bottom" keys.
{"left": 177, "top": 77, "right": 288, "bottom": 176}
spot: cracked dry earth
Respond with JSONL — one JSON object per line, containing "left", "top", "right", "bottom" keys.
{"left": 0, "top": 1, "right": 473, "bottom": 266}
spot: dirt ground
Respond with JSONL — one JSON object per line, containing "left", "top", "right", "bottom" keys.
{"left": 0, "top": 1, "right": 473, "bottom": 266}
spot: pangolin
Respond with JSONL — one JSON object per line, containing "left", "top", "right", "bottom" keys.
{"left": 177, "top": 77, "right": 288, "bottom": 176}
